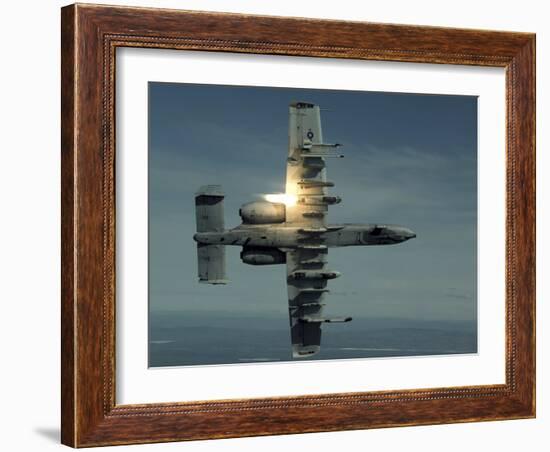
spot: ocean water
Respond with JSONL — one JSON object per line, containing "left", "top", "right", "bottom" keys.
{"left": 148, "top": 310, "right": 477, "bottom": 367}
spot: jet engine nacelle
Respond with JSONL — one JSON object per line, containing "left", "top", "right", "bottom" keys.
{"left": 240, "top": 247, "right": 286, "bottom": 265}
{"left": 239, "top": 201, "right": 286, "bottom": 224}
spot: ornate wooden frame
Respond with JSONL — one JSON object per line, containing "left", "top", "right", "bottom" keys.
{"left": 61, "top": 3, "right": 535, "bottom": 447}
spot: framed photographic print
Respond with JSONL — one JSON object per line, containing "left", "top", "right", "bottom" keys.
{"left": 61, "top": 3, "right": 535, "bottom": 447}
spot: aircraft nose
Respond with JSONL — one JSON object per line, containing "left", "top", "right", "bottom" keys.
{"left": 405, "top": 229, "right": 416, "bottom": 239}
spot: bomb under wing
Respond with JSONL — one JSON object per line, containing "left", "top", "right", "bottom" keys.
{"left": 193, "top": 101, "right": 416, "bottom": 358}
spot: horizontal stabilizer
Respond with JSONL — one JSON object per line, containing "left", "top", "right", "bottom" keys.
{"left": 195, "top": 185, "right": 224, "bottom": 233}
{"left": 197, "top": 244, "right": 228, "bottom": 284}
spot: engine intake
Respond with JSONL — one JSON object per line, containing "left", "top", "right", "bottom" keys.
{"left": 239, "top": 201, "right": 285, "bottom": 224}
{"left": 240, "top": 247, "right": 286, "bottom": 265}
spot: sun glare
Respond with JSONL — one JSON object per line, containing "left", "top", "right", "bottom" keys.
{"left": 264, "top": 193, "right": 297, "bottom": 207}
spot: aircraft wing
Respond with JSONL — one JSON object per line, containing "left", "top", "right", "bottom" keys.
{"left": 286, "top": 248, "right": 328, "bottom": 357}
{"left": 285, "top": 102, "right": 348, "bottom": 358}
{"left": 285, "top": 102, "right": 343, "bottom": 227}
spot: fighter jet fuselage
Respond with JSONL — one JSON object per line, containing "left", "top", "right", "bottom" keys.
{"left": 194, "top": 220, "right": 416, "bottom": 253}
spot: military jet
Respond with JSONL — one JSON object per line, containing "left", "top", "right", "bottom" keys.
{"left": 193, "top": 101, "right": 416, "bottom": 358}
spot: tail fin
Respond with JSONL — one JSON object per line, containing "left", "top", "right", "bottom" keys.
{"left": 195, "top": 186, "right": 228, "bottom": 284}
{"left": 195, "top": 185, "right": 225, "bottom": 232}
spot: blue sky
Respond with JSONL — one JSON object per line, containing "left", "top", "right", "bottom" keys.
{"left": 148, "top": 82, "right": 477, "bottom": 324}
